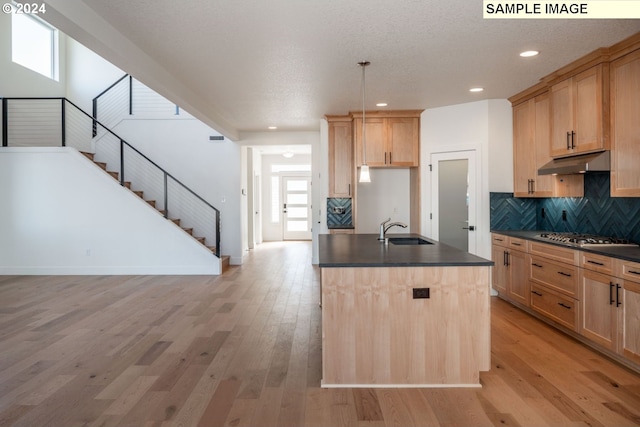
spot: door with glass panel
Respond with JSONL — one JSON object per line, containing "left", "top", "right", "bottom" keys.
{"left": 431, "top": 150, "right": 478, "bottom": 254}
{"left": 282, "top": 176, "right": 312, "bottom": 240}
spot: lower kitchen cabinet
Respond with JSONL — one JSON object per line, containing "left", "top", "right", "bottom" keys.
{"left": 530, "top": 283, "right": 579, "bottom": 331}
{"left": 507, "top": 248, "right": 529, "bottom": 306}
{"left": 581, "top": 269, "right": 619, "bottom": 349}
{"left": 618, "top": 259, "right": 640, "bottom": 365}
{"left": 491, "top": 233, "right": 529, "bottom": 307}
{"left": 492, "top": 235, "right": 640, "bottom": 372}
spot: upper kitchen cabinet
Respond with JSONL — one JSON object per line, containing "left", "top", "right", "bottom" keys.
{"left": 610, "top": 47, "right": 640, "bottom": 197}
{"left": 511, "top": 90, "right": 583, "bottom": 198}
{"left": 326, "top": 115, "right": 354, "bottom": 197}
{"left": 353, "top": 110, "right": 421, "bottom": 168}
{"left": 549, "top": 64, "right": 610, "bottom": 158}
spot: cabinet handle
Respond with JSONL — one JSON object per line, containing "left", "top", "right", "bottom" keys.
{"left": 384, "top": 152, "right": 387, "bottom": 165}
{"left": 566, "top": 131, "right": 571, "bottom": 150}
{"left": 609, "top": 282, "right": 615, "bottom": 305}
{"left": 531, "top": 290, "right": 543, "bottom": 296}
{"left": 628, "top": 270, "right": 640, "bottom": 276}
{"left": 571, "top": 131, "right": 576, "bottom": 149}
{"left": 389, "top": 152, "right": 392, "bottom": 164}
{"left": 587, "top": 260, "right": 604, "bottom": 266}
{"left": 557, "top": 271, "right": 572, "bottom": 277}
{"left": 503, "top": 251, "right": 509, "bottom": 266}
{"left": 558, "top": 302, "right": 572, "bottom": 310}
{"left": 512, "top": 242, "right": 521, "bottom": 246}
{"left": 616, "top": 283, "right": 622, "bottom": 307}
{"left": 531, "top": 179, "right": 535, "bottom": 194}
{"left": 532, "top": 263, "right": 543, "bottom": 268}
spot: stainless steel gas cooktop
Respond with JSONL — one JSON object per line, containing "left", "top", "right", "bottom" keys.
{"left": 538, "top": 232, "right": 638, "bottom": 247}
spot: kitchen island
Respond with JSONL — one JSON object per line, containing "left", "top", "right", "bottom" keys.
{"left": 318, "top": 233, "right": 493, "bottom": 388}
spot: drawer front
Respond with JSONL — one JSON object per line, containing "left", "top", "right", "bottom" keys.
{"left": 530, "top": 283, "right": 579, "bottom": 331}
{"left": 508, "top": 237, "right": 527, "bottom": 252}
{"left": 616, "top": 259, "right": 640, "bottom": 283}
{"left": 529, "top": 241, "right": 578, "bottom": 265}
{"left": 492, "top": 233, "right": 509, "bottom": 248}
{"left": 530, "top": 255, "right": 579, "bottom": 297}
{"left": 581, "top": 252, "right": 613, "bottom": 275}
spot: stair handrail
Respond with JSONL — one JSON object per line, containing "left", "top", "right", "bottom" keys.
{"left": 92, "top": 73, "right": 131, "bottom": 137}
{"left": 1, "top": 96, "right": 221, "bottom": 257}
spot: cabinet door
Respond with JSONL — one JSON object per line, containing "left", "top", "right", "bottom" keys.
{"left": 581, "top": 270, "right": 617, "bottom": 350}
{"left": 328, "top": 119, "right": 353, "bottom": 197}
{"left": 532, "top": 94, "right": 555, "bottom": 196}
{"left": 573, "top": 65, "right": 605, "bottom": 154}
{"left": 354, "top": 118, "right": 386, "bottom": 167}
{"left": 513, "top": 100, "right": 534, "bottom": 196}
{"left": 611, "top": 49, "right": 640, "bottom": 197}
{"left": 621, "top": 280, "right": 640, "bottom": 365}
{"left": 387, "top": 117, "right": 419, "bottom": 167}
{"left": 550, "top": 78, "right": 574, "bottom": 157}
{"left": 491, "top": 245, "right": 508, "bottom": 294}
{"left": 508, "top": 249, "right": 529, "bottom": 307}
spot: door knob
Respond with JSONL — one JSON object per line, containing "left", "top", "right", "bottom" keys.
{"left": 462, "top": 226, "right": 476, "bottom": 231}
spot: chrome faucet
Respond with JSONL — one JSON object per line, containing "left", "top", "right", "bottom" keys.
{"left": 378, "top": 217, "right": 408, "bottom": 241}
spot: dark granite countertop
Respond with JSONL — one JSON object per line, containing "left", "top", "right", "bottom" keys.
{"left": 492, "top": 230, "right": 640, "bottom": 263}
{"left": 318, "top": 233, "right": 494, "bottom": 267}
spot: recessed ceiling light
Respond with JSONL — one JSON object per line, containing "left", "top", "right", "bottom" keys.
{"left": 376, "top": 103, "right": 388, "bottom": 107}
{"left": 469, "top": 87, "right": 484, "bottom": 93}
{"left": 268, "top": 126, "right": 277, "bottom": 130}
{"left": 282, "top": 151, "right": 294, "bottom": 158}
{"left": 520, "top": 50, "right": 539, "bottom": 57}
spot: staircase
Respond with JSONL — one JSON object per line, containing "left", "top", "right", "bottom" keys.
{"left": 79, "top": 150, "right": 230, "bottom": 271}
{"left": 1, "top": 95, "right": 228, "bottom": 273}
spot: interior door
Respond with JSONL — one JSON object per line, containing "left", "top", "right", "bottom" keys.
{"left": 282, "top": 176, "right": 312, "bottom": 240}
{"left": 431, "top": 150, "right": 478, "bottom": 254}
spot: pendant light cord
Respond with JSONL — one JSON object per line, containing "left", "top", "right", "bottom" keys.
{"left": 359, "top": 61, "right": 369, "bottom": 166}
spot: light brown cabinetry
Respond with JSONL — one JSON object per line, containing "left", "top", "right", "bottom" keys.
{"left": 616, "top": 258, "right": 640, "bottom": 365}
{"left": 549, "top": 64, "right": 609, "bottom": 158}
{"left": 580, "top": 254, "right": 640, "bottom": 365}
{"left": 610, "top": 48, "right": 640, "bottom": 197}
{"left": 327, "top": 116, "right": 354, "bottom": 197}
{"left": 491, "top": 234, "right": 529, "bottom": 307}
{"left": 353, "top": 111, "right": 420, "bottom": 168}
{"left": 513, "top": 94, "right": 583, "bottom": 197}
{"left": 529, "top": 243, "right": 580, "bottom": 331}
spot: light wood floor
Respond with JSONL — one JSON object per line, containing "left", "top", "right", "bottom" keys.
{"left": 1, "top": 241, "right": 639, "bottom": 427}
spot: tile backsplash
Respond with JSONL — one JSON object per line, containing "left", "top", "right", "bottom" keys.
{"left": 491, "top": 173, "right": 640, "bottom": 243}
{"left": 326, "top": 198, "right": 353, "bottom": 228}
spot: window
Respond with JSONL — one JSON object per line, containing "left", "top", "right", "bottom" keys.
{"left": 12, "top": 11, "right": 59, "bottom": 80}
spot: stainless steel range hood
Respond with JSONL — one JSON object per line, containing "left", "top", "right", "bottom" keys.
{"left": 538, "top": 151, "right": 610, "bottom": 175}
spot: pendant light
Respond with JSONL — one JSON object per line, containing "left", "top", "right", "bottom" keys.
{"left": 358, "top": 61, "right": 371, "bottom": 183}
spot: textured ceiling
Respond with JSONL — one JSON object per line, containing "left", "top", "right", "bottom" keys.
{"left": 44, "top": 0, "right": 639, "bottom": 139}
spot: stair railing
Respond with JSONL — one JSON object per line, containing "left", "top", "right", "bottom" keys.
{"left": 0, "top": 96, "right": 221, "bottom": 258}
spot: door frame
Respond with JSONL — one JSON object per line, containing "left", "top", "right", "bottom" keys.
{"left": 430, "top": 148, "right": 480, "bottom": 255}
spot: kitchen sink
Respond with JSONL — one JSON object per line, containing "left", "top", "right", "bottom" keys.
{"left": 388, "top": 237, "right": 432, "bottom": 245}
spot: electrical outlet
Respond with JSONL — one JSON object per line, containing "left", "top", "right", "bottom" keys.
{"left": 562, "top": 210, "right": 567, "bottom": 221}
{"left": 412, "top": 288, "right": 430, "bottom": 299}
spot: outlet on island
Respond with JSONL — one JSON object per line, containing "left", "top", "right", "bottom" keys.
{"left": 412, "top": 288, "right": 430, "bottom": 299}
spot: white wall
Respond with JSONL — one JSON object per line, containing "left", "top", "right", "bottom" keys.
{"left": 113, "top": 118, "right": 243, "bottom": 264}
{"left": 0, "top": 12, "right": 66, "bottom": 97}
{"left": 0, "top": 148, "right": 220, "bottom": 274}
{"left": 65, "top": 38, "right": 124, "bottom": 112}
{"left": 420, "top": 99, "right": 512, "bottom": 260}
{"left": 356, "top": 169, "right": 411, "bottom": 234}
